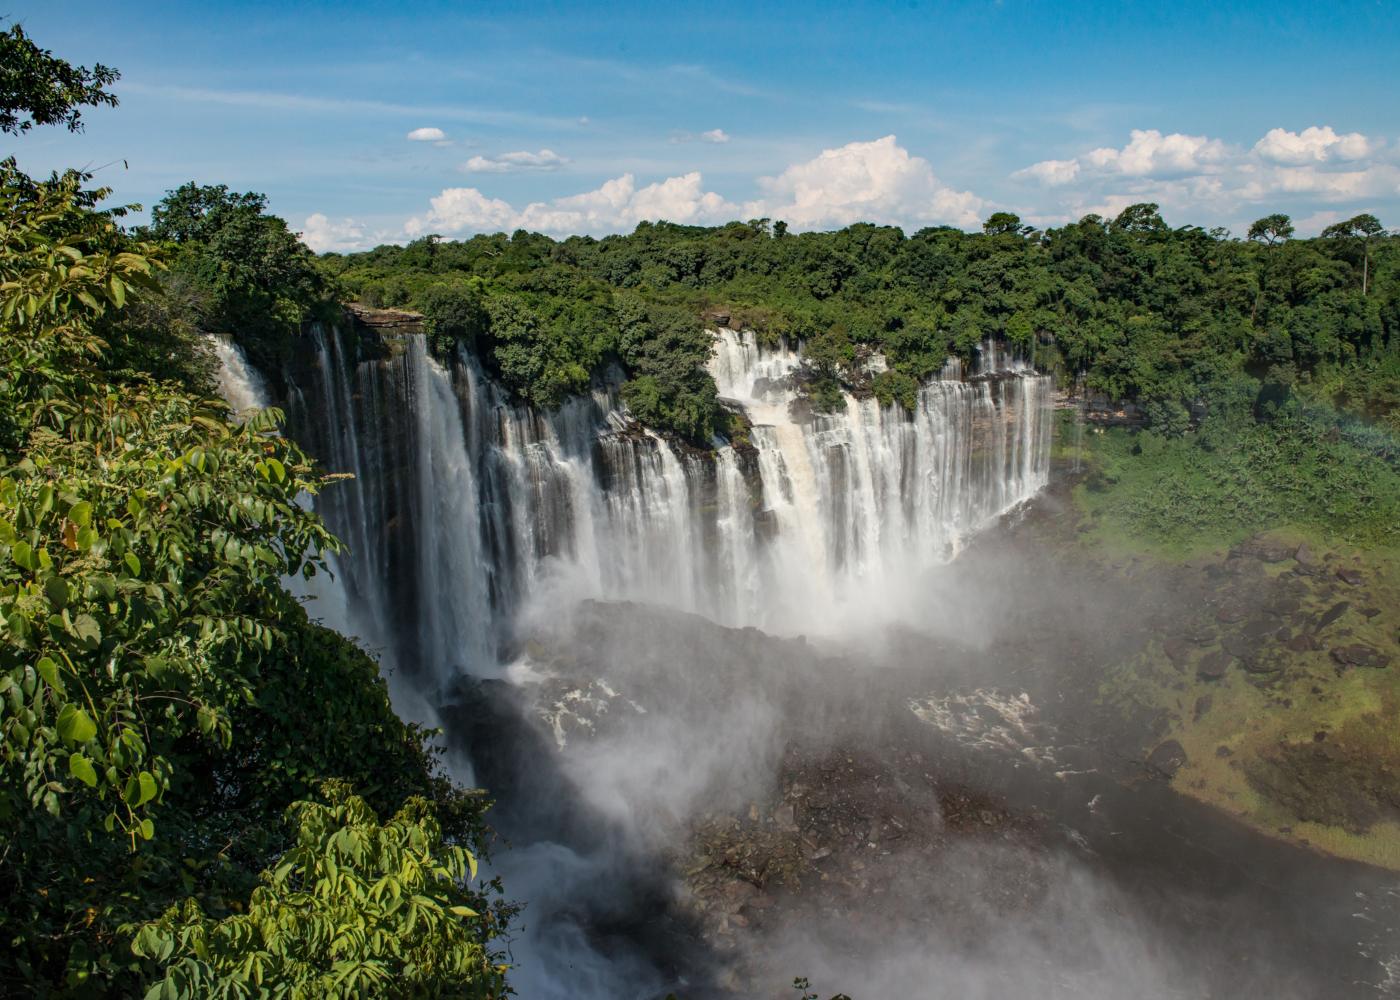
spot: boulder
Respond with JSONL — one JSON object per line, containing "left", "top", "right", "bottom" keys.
{"left": 1147, "top": 740, "right": 1188, "bottom": 778}
{"left": 1243, "top": 618, "right": 1281, "bottom": 639}
{"left": 1294, "top": 542, "right": 1319, "bottom": 573}
{"left": 1197, "top": 651, "right": 1231, "bottom": 681}
{"left": 1215, "top": 604, "right": 1248, "bottom": 624}
{"left": 1241, "top": 537, "right": 1295, "bottom": 563}
{"left": 1330, "top": 645, "right": 1391, "bottom": 669}
{"left": 1285, "top": 633, "right": 1321, "bottom": 653}
{"left": 1335, "top": 567, "right": 1364, "bottom": 587}
{"left": 1314, "top": 601, "right": 1350, "bottom": 633}
{"left": 1222, "top": 634, "right": 1261, "bottom": 662}
{"left": 1162, "top": 637, "right": 1191, "bottom": 667}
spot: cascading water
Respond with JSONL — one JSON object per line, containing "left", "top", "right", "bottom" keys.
{"left": 207, "top": 334, "right": 269, "bottom": 417}
{"left": 275, "top": 324, "right": 1052, "bottom": 682}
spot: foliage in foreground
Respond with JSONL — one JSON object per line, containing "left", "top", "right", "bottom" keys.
{"left": 134, "top": 784, "right": 505, "bottom": 999}
{"left": 0, "top": 145, "right": 505, "bottom": 998}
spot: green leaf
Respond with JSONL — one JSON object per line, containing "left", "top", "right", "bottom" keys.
{"left": 36, "top": 656, "right": 61, "bottom": 690}
{"left": 56, "top": 704, "right": 97, "bottom": 744}
{"left": 448, "top": 905, "right": 477, "bottom": 918}
{"left": 68, "top": 501, "right": 93, "bottom": 527}
{"left": 136, "top": 770, "right": 158, "bottom": 806}
{"left": 139, "top": 817, "right": 154, "bottom": 840}
{"left": 71, "top": 613, "right": 101, "bottom": 645}
{"left": 44, "top": 574, "right": 68, "bottom": 610}
{"left": 69, "top": 753, "right": 97, "bottom": 787}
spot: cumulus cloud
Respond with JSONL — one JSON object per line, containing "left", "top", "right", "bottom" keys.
{"left": 462, "top": 149, "right": 570, "bottom": 173}
{"left": 406, "top": 172, "right": 735, "bottom": 237}
{"left": 406, "top": 126, "right": 447, "bottom": 142}
{"left": 701, "top": 128, "right": 730, "bottom": 144}
{"left": 406, "top": 135, "right": 982, "bottom": 238}
{"left": 1012, "top": 158, "right": 1079, "bottom": 186}
{"left": 744, "top": 135, "right": 984, "bottom": 229}
{"left": 1253, "top": 126, "right": 1372, "bottom": 165}
{"left": 1015, "top": 124, "right": 1397, "bottom": 226}
{"left": 300, "top": 213, "right": 372, "bottom": 253}
{"left": 1081, "top": 129, "right": 1230, "bottom": 177}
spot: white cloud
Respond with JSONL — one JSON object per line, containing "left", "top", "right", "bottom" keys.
{"left": 1015, "top": 124, "right": 1397, "bottom": 227}
{"left": 407, "top": 126, "right": 447, "bottom": 142}
{"left": 744, "top": 135, "right": 984, "bottom": 229}
{"left": 405, "top": 135, "right": 986, "bottom": 238}
{"left": 462, "top": 149, "right": 570, "bottom": 173}
{"left": 406, "top": 172, "right": 735, "bottom": 237}
{"left": 1012, "top": 158, "right": 1079, "bottom": 186}
{"left": 1253, "top": 126, "right": 1372, "bottom": 165}
{"left": 701, "top": 128, "right": 730, "bottom": 144}
{"left": 1082, "top": 129, "right": 1231, "bottom": 177}
{"left": 300, "top": 214, "right": 372, "bottom": 253}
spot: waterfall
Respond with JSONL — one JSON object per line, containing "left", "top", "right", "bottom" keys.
{"left": 206, "top": 334, "right": 269, "bottom": 417}
{"left": 275, "top": 324, "right": 1052, "bottom": 685}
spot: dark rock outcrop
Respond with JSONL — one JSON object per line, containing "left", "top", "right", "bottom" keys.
{"left": 1330, "top": 645, "right": 1390, "bottom": 670}
{"left": 1147, "top": 739, "right": 1188, "bottom": 778}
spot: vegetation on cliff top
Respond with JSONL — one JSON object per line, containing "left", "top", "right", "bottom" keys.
{"left": 317, "top": 207, "right": 1398, "bottom": 445}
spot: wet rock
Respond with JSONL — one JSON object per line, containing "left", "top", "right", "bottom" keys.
{"left": 1243, "top": 618, "right": 1281, "bottom": 640}
{"left": 1193, "top": 695, "right": 1213, "bottom": 722}
{"left": 1215, "top": 604, "right": 1248, "bottom": 624}
{"left": 1215, "top": 745, "right": 1233, "bottom": 758}
{"left": 1294, "top": 542, "right": 1319, "bottom": 573}
{"left": 1197, "top": 651, "right": 1231, "bottom": 681}
{"left": 1266, "top": 597, "right": 1301, "bottom": 616}
{"left": 1335, "top": 567, "right": 1364, "bottom": 587}
{"left": 1330, "top": 645, "right": 1391, "bottom": 669}
{"left": 1314, "top": 601, "right": 1349, "bottom": 633}
{"left": 1242, "top": 652, "right": 1283, "bottom": 675}
{"left": 1147, "top": 739, "right": 1188, "bottom": 778}
{"left": 1233, "top": 536, "right": 1295, "bottom": 563}
{"left": 1162, "top": 637, "right": 1191, "bottom": 666}
{"left": 1285, "top": 633, "right": 1321, "bottom": 653}
{"left": 1222, "top": 634, "right": 1261, "bottom": 662}
{"left": 1361, "top": 607, "right": 1381, "bottom": 619}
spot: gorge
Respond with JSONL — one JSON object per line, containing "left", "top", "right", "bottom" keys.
{"left": 214, "top": 325, "right": 1398, "bottom": 999}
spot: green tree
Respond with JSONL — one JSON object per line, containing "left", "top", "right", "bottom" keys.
{"left": 1322, "top": 213, "right": 1386, "bottom": 295}
{"left": 1247, "top": 213, "right": 1295, "bottom": 247}
{"left": 982, "top": 211, "right": 1028, "bottom": 237}
{"left": 0, "top": 23, "right": 119, "bottom": 135}
{"left": 143, "top": 183, "right": 332, "bottom": 372}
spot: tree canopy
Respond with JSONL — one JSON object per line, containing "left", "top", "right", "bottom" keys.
{"left": 0, "top": 22, "right": 119, "bottom": 135}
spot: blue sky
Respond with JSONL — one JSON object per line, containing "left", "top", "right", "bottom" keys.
{"left": 11, "top": 0, "right": 1400, "bottom": 250}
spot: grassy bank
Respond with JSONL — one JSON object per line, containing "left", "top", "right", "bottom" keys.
{"left": 1068, "top": 416, "right": 1400, "bottom": 869}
